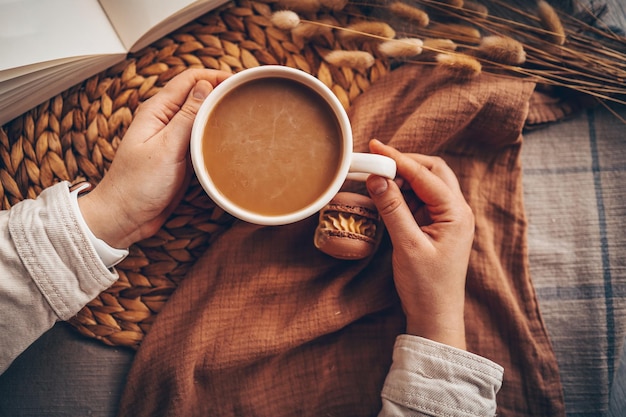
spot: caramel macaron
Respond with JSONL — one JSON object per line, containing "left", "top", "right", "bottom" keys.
{"left": 314, "top": 192, "right": 382, "bottom": 260}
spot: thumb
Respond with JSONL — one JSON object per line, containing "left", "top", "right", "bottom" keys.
{"left": 164, "top": 79, "right": 214, "bottom": 150}
{"left": 366, "top": 175, "right": 427, "bottom": 247}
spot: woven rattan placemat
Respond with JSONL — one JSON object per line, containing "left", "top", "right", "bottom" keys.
{"left": 0, "top": 0, "right": 389, "bottom": 348}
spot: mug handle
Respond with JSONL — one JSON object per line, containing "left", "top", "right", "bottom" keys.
{"left": 347, "top": 153, "right": 397, "bottom": 181}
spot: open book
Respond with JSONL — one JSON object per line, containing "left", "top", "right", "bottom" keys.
{"left": 0, "top": 0, "right": 229, "bottom": 126}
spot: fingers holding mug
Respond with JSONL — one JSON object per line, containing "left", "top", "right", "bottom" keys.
{"left": 368, "top": 140, "right": 463, "bottom": 209}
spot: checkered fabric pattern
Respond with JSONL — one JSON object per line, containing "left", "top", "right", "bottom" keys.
{"left": 524, "top": 3, "right": 626, "bottom": 415}
{"left": 523, "top": 104, "right": 626, "bottom": 416}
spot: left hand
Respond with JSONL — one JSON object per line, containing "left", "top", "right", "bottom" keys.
{"left": 79, "top": 68, "right": 231, "bottom": 249}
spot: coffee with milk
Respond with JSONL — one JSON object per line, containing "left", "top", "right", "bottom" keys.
{"left": 202, "top": 77, "right": 343, "bottom": 216}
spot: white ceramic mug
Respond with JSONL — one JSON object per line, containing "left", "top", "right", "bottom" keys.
{"left": 190, "top": 65, "right": 396, "bottom": 226}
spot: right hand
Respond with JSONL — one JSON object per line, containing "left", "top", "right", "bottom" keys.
{"left": 79, "top": 68, "right": 231, "bottom": 250}
{"left": 366, "top": 140, "right": 475, "bottom": 350}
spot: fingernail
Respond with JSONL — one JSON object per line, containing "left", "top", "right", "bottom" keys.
{"left": 192, "top": 80, "right": 212, "bottom": 100}
{"left": 367, "top": 175, "right": 388, "bottom": 196}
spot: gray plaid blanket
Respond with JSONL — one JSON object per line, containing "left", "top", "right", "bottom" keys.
{"left": 523, "top": 103, "right": 626, "bottom": 416}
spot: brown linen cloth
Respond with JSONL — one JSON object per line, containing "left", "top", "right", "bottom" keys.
{"left": 117, "top": 65, "right": 564, "bottom": 417}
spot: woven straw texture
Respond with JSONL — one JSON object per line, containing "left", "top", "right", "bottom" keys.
{"left": 0, "top": 0, "right": 390, "bottom": 348}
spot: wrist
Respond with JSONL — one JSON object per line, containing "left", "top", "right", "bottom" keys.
{"left": 405, "top": 312, "right": 466, "bottom": 350}
{"left": 70, "top": 182, "right": 129, "bottom": 268}
{"left": 77, "top": 186, "right": 138, "bottom": 250}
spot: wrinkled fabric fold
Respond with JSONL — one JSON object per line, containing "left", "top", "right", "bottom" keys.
{"left": 118, "top": 65, "right": 564, "bottom": 417}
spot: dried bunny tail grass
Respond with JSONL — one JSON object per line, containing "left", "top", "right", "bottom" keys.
{"left": 379, "top": 38, "right": 424, "bottom": 58}
{"left": 478, "top": 35, "right": 526, "bottom": 65}
{"left": 319, "top": 0, "right": 349, "bottom": 11}
{"left": 428, "top": 22, "right": 481, "bottom": 44}
{"left": 276, "top": 0, "right": 321, "bottom": 14}
{"left": 291, "top": 18, "right": 334, "bottom": 39}
{"left": 537, "top": 0, "right": 566, "bottom": 45}
{"left": 324, "top": 50, "right": 376, "bottom": 71}
{"left": 462, "top": 1, "right": 489, "bottom": 18}
{"left": 423, "top": 38, "right": 458, "bottom": 52}
{"left": 389, "top": 2, "right": 430, "bottom": 27}
{"left": 436, "top": 53, "right": 482, "bottom": 79}
{"left": 339, "top": 21, "right": 396, "bottom": 42}
{"left": 271, "top": 10, "right": 301, "bottom": 30}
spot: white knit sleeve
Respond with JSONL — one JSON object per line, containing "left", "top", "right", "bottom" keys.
{"left": 0, "top": 182, "right": 118, "bottom": 374}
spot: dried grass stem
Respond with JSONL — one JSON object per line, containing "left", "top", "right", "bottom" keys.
{"left": 298, "top": 0, "right": 626, "bottom": 106}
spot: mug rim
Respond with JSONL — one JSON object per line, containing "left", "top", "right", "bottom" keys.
{"left": 190, "top": 65, "right": 353, "bottom": 226}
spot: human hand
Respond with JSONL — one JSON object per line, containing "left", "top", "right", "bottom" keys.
{"left": 79, "top": 68, "right": 232, "bottom": 249}
{"left": 366, "top": 140, "right": 474, "bottom": 350}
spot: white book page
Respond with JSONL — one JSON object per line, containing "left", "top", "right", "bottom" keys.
{"left": 98, "top": 0, "right": 228, "bottom": 52}
{"left": 0, "top": 0, "right": 126, "bottom": 76}
{"left": 0, "top": 54, "right": 122, "bottom": 125}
